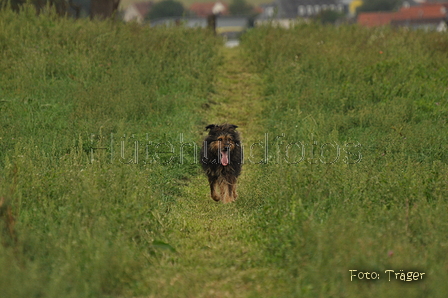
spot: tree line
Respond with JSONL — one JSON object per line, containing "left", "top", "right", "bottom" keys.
{"left": 1, "top": 0, "right": 119, "bottom": 19}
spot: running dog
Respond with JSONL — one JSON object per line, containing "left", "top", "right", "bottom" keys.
{"left": 200, "top": 124, "right": 242, "bottom": 203}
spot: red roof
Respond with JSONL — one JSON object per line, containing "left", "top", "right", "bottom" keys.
{"left": 357, "top": 12, "right": 395, "bottom": 27}
{"left": 393, "top": 3, "right": 448, "bottom": 21}
{"left": 189, "top": 2, "right": 229, "bottom": 17}
{"left": 358, "top": 3, "right": 448, "bottom": 27}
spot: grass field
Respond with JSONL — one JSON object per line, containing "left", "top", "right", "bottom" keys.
{"left": 240, "top": 24, "right": 448, "bottom": 297}
{"left": 1, "top": 5, "right": 448, "bottom": 297}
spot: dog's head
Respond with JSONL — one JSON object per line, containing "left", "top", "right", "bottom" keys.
{"left": 204, "top": 124, "right": 240, "bottom": 166}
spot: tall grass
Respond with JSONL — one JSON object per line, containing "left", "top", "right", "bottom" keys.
{"left": 0, "top": 5, "right": 220, "bottom": 297}
{"left": 2, "top": 6, "right": 448, "bottom": 296}
{"left": 240, "top": 24, "right": 448, "bottom": 297}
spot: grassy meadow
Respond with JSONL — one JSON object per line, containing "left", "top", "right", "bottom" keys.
{"left": 240, "top": 24, "right": 448, "bottom": 297}
{"left": 1, "top": 5, "right": 448, "bottom": 297}
{"left": 0, "top": 5, "right": 221, "bottom": 297}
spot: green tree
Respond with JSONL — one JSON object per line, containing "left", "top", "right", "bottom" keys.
{"left": 229, "top": 0, "right": 253, "bottom": 16}
{"left": 317, "top": 9, "right": 345, "bottom": 24}
{"left": 357, "top": 0, "right": 402, "bottom": 13}
{"left": 1, "top": 0, "right": 92, "bottom": 17}
{"left": 147, "top": 0, "right": 184, "bottom": 20}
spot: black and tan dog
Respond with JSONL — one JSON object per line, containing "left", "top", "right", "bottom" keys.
{"left": 200, "top": 124, "right": 242, "bottom": 203}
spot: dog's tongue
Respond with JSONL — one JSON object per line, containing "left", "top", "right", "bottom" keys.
{"left": 221, "top": 151, "right": 229, "bottom": 166}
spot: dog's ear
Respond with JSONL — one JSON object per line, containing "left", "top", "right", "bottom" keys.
{"left": 205, "top": 124, "right": 216, "bottom": 131}
{"left": 229, "top": 124, "right": 238, "bottom": 130}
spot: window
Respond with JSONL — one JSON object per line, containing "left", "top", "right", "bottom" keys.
{"left": 266, "top": 7, "right": 274, "bottom": 17}
{"left": 307, "top": 5, "right": 313, "bottom": 15}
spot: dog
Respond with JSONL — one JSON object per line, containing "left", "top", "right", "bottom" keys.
{"left": 200, "top": 124, "right": 242, "bottom": 203}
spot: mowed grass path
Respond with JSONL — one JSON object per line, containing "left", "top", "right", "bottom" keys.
{"left": 142, "top": 48, "right": 286, "bottom": 297}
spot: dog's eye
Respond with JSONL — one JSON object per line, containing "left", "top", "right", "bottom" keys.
{"left": 217, "top": 137, "right": 223, "bottom": 141}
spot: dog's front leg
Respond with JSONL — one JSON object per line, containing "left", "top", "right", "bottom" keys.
{"left": 209, "top": 178, "right": 221, "bottom": 202}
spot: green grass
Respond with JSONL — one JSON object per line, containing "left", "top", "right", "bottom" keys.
{"left": 1, "top": 6, "right": 448, "bottom": 297}
{"left": 0, "top": 5, "right": 221, "bottom": 297}
{"left": 240, "top": 24, "right": 448, "bottom": 297}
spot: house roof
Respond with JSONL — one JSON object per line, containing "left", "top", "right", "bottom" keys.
{"left": 189, "top": 2, "right": 229, "bottom": 17}
{"left": 358, "top": 2, "right": 448, "bottom": 27}
{"left": 357, "top": 12, "right": 395, "bottom": 27}
{"left": 393, "top": 3, "right": 448, "bottom": 21}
